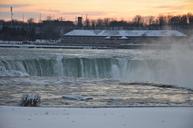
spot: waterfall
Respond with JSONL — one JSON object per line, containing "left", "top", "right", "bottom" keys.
{"left": 94, "top": 59, "right": 99, "bottom": 78}
{"left": 80, "top": 59, "right": 84, "bottom": 77}
{"left": 54, "top": 56, "right": 64, "bottom": 76}
{"left": 0, "top": 54, "right": 193, "bottom": 88}
{"left": 111, "top": 64, "right": 120, "bottom": 80}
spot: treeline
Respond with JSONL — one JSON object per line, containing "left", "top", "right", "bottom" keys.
{"left": 0, "top": 13, "right": 193, "bottom": 40}
{"left": 83, "top": 13, "right": 193, "bottom": 30}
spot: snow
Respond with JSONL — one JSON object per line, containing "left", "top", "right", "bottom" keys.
{"left": 120, "top": 36, "right": 128, "bottom": 39}
{"left": 105, "top": 36, "right": 111, "bottom": 39}
{"left": 0, "top": 106, "right": 193, "bottom": 128}
{"left": 65, "top": 30, "right": 96, "bottom": 36}
{"left": 64, "top": 30, "right": 186, "bottom": 37}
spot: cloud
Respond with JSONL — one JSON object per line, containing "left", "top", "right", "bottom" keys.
{"left": 156, "top": 5, "right": 184, "bottom": 10}
{"left": 0, "top": 4, "right": 30, "bottom": 8}
{"left": 38, "top": 9, "right": 108, "bottom": 16}
{"left": 0, "top": 11, "right": 39, "bottom": 20}
{"left": 61, "top": 11, "right": 107, "bottom": 16}
{"left": 39, "top": 9, "right": 61, "bottom": 13}
{"left": 155, "top": 3, "right": 193, "bottom": 10}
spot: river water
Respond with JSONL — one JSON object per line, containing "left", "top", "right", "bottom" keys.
{"left": 0, "top": 47, "right": 193, "bottom": 107}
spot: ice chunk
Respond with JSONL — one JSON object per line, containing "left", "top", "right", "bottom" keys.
{"left": 62, "top": 95, "right": 93, "bottom": 101}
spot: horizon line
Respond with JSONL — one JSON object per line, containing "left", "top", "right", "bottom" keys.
{"left": 0, "top": 12, "right": 192, "bottom": 23}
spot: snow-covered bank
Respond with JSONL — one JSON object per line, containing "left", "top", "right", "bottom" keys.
{"left": 0, "top": 106, "right": 193, "bottom": 128}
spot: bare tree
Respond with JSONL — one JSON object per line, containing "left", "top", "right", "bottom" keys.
{"left": 103, "top": 18, "right": 111, "bottom": 27}
{"left": 84, "top": 18, "right": 90, "bottom": 28}
{"left": 147, "top": 16, "right": 155, "bottom": 25}
{"left": 27, "top": 18, "right": 34, "bottom": 24}
{"left": 157, "top": 16, "right": 168, "bottom": 26}
{"left": 132, "top": 15, "right": 144, "bottom": 27}
{"left": 96, "top": 19, "right": 104, "bottom": 28}
{"left": 46, "top": 16, "right": 52, "bottom": 21}
{"left": 91, "top": 20, "right": 96, "bottom": 28}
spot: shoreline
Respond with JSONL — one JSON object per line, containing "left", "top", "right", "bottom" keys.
{"left": 0, "top": 43, "right": 171, "bottom": 49}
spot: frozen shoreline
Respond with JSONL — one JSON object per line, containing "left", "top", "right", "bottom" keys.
{"left": 0, "top": 106, "right": 193, "bottom": 128}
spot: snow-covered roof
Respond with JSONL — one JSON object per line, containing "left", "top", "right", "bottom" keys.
{"left": 120, "top": 36, "right": 128, "bottom": 40}
{"left": 64, "top": 30, "right": 186, "bottom": 37}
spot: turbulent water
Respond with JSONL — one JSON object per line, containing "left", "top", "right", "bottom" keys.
{"left": 0, "top": 47, "right": 193, "bottom": 107}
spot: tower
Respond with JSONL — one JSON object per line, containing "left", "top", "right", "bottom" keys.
{"left": 77, "top": 16, "right": 83, "bottom": 27}
{"left": 10, "top": 6, "right": 13, "bottom": 21}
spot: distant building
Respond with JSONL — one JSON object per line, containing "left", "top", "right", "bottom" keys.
{"left": 0, "top": 21, "right": 3, "bottom": 31}
{"left": 2, "top": 21, "right": 35, "bottom": 31}
{"left": 64, "top": 29, "right": 186, "bottom": 38}
{"left": 62, "top": 29, "right": 186, "bottom": 48}
{"left": 77, "top": 17, "right": 83, "bottom": 27}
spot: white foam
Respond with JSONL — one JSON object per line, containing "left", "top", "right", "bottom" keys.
{"left": 0, "top": 67, "right": 29, "bottom": 77}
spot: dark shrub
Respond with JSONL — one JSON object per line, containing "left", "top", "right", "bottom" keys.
{"left": 21, "top": 93, "right": 41, "bottom": 107}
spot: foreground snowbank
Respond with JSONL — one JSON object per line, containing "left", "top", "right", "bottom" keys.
{"left": 0, "top": 106, "right": 193, "bottom": 128}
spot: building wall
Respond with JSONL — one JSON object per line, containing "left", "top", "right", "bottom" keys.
{"left": 62, "top": 36, "right": 183, "bottom": 45}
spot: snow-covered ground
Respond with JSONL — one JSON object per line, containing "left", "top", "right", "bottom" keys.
{"left": 0, "top": 106, "right": 193, "bottom": 128}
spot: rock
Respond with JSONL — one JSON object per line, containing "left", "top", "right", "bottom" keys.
{"left": 21, "top": 93, "right": 41, "bottom": 107}
{"left": 62, "top": 95, "right": 93, "bottom": 101}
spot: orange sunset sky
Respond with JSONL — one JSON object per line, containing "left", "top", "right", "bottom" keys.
{"left": 0, "top": 0, "right": 193, "bottom": 21}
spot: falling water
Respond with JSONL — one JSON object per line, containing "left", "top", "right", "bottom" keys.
{"left": 54, "top": 56, "right": 64, "bottom": 76}
{"left": 0, "top": 48, "right": 193, "bottom": 88}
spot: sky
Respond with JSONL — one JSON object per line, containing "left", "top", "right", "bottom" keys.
{"left": 0, "top": 0, "right": 193, "bottom": 22}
